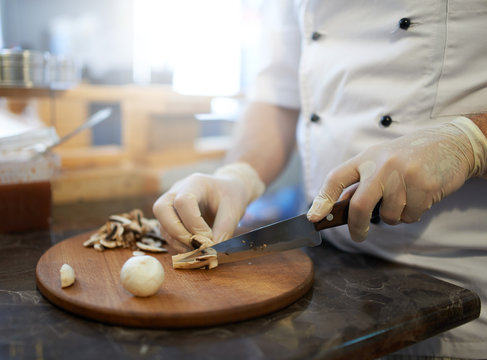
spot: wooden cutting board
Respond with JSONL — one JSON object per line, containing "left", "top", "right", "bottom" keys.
{"left": 36, "top": 232, "right": 314, "bottom": 328}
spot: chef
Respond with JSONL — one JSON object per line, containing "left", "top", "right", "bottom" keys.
{"left": 153, "top": 1, "right": 487, "bottom": 358}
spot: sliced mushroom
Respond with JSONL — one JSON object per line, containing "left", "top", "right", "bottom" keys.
{"left": 83, "top": 233, "right": 101, "bottom": 247}
{"left": 141, "top": 237, "right": 156, "bottom": 246}
{"left": 141, "top": 218, "right": 161, "bottom": 234}
{"left": 130, "top": 209, "right": 144, "bottom": 226}
{"left": 144, "top": 232, "right": 166, "bottom": 243}
{"left": 141, "top": 238, "right": 164, "bottom": 248}
{"left": 136, "top": 241, "right": 168, "bottom": 253}
{"left": 108, "top": 215, "right": 132, "bottom": 224}
{"left": 125, "top": 220, "right": 142, "bottom": 234}
{"left": 112, "top": 223, "right": 124, "bottom": 241}
{"left": 172, "top": 248, "right": 218, "bottom": 270}
{"left": 190, "top": 234, "right": 215, "bottom": 249}
{"left": 108, "top": 215, "right": 132, "bottom": 225}
{"left": 94, "top": 243, "right": 104, "bottom": 252}
{"left": 207, "top": 258, "right": 218, "bottom": 270}
{"left": 105, "top": 222, "right": 118, "bottom": 240}
{"left": 100, "top": 237, "right": 118, "bottom": 249}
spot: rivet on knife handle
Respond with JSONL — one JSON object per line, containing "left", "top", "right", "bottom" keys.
{"left": 313, "top": 199, "right": 350, "bottom": 231}
{"left": 312, "top": 198, "right": 382, "bottom": 231}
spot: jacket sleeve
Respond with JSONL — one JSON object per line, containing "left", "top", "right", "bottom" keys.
{"left": 247, "top": 0, "right": 301, "bottom": 110}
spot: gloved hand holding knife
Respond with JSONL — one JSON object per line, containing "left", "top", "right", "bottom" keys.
{"left": 307, "top": 116, "right": 487, "bottom": 242}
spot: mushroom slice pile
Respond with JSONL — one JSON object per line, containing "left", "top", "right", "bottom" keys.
{"left": 83, "top": 209, "right": 167, "bottom": 253}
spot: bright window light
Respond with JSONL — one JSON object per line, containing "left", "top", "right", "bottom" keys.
{"left": 133, "top": 0, "right": 242, "bottom": 96}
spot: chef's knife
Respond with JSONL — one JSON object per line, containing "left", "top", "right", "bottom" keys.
{"left": 179, "top": 198, "right": 379, "bottom": 265}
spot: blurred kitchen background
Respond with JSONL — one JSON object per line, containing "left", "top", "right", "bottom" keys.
{"left": 0, "top": 0, "right": 304, "bottom": 225}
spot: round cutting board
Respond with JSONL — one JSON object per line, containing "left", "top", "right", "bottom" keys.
{"left": 36, "top": 232, "right": 314, "bottom": 328}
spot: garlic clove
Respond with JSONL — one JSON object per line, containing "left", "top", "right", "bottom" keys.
{"left": 60, "top": 263, "right": 76, "bottom": 288}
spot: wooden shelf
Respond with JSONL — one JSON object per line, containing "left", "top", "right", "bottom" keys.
{"left": 52, "top": 165, "right": 161, "bottom": 204}
{"left": 0, "top": 86, "right": 66, "bottom": 98}
{"left": 54, "top": 146, "right": 129, "bottom": 169}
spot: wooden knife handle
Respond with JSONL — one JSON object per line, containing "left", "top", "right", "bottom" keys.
{"left": 313, "top": 199, "right": 350, "bottom": 231}
{"left": 313, "top": 199, "right": 382, "bottom": 231}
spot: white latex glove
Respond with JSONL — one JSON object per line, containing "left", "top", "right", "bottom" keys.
{"left": 307, "top": 116, "right": 487, "bottom": 242}
{"left": 153, "top": 162, "right": 265, "bottom": 248}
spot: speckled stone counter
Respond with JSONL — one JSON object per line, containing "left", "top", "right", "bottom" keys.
{"left": 0, "top": 197, "right": 480, "bottom": 360}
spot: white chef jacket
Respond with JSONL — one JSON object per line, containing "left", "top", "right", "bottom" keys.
{"left": 250, "top": 0, "right": 487, "bottom": 358}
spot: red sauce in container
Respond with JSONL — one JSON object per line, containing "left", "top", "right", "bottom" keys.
{"left": 0, "top": 180, "right": 52, "bottom": 233}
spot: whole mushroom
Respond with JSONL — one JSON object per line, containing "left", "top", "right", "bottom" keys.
{"left": 120, "top": 255, "right": 165, "bottom": 297}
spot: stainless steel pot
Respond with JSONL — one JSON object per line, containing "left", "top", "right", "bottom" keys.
{"left": 0, "top": 49, "right": 50, "bottom": 87}
{"left": 49, "top": 55, "right": 80, "bottom": 89}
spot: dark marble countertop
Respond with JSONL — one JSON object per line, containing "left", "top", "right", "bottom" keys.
{"left": 0, "top": 196, "right": 480, "bottom": 360}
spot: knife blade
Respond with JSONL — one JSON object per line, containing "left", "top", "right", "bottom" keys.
{"left": 178, "top": 198, "right": 354, "bottom": 265}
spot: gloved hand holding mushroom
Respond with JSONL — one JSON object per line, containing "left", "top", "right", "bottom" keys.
{"left": 152, "top": 162, "right": 265, "bottom": 248}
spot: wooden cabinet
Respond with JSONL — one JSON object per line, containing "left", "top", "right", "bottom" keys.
{"left": 1, "top": 84, "right": 226, "bottom": 203}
